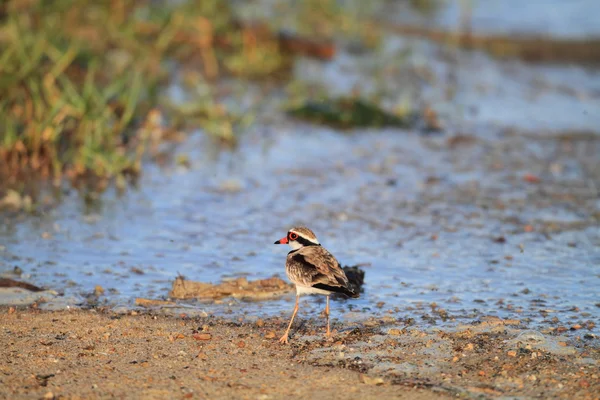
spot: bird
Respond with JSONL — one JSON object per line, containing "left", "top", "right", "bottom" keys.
{"left": 274, "top": 226, "right": 359, "bottom": 344}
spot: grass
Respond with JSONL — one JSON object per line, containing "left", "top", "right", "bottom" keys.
{"left": 3, "top": 0, "right": 592, "bottom": 209}
{"left": 0, "top": 0, "right": 434, "bottom": 206}
{"left": 0, "top": 0, "right": 337, "bottom": 201}
{"left": 2, "top": 1, "right": 162, "bottom": 197}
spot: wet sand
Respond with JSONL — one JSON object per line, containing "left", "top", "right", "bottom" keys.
{"left": 1, "top": 308, "right": 598, "bottom": 399}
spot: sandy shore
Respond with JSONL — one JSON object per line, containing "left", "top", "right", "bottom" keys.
{"left": 1, "top": 308, "right": 599, "bottom": 400}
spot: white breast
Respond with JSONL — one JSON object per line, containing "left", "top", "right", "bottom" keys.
{"left": 295, "top": 285, "right": 332, "bottom": 296}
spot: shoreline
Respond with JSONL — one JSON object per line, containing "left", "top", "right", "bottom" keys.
{"left": 1, "top": 308, "right": 598, "bottom": 399}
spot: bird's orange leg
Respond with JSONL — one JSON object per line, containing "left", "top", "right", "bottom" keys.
{"left": 279, "top": 295, "right": 299, "bottom": 344}
{"left": 325, "top": 295, "right": 331, "bottom": 338}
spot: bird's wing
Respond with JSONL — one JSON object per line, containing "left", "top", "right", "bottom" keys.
{"left": 288, "top": 246, "right": 356, "bottom": 297}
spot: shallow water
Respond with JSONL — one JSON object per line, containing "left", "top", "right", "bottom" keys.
{"left": 1, "top": 2, "right": 599, "bottom": 333}
{"left": 383, "top": 0, "right": 600, "bottom": 38}
{"left": 1, "top": 122, "right": 598, "bottom": 329}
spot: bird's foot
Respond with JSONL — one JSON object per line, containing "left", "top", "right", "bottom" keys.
{"left": 279, "top": 334, "right": 289, "bottom": 344}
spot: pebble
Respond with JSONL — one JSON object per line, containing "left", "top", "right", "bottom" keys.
{"left": 359, "top": 374, "right": 384, "bottom": 385}
{"left": 193, "top": 333, "right": 212, "bottom": 341}
{"left": 94, "top": 285, "right": 104, "bottom": 296}
{"left": 264, "top": 331, "right": 276, "bottom": 339}
{"left": 585, "top": 321, "right": 595, "bottom": 329}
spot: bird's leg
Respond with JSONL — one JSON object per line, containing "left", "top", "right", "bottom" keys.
{"left": 279, "top": 295, "right": 299, "bottom": 344}
{"left": 325, "top": 295, "right": 331, "bottom": 338}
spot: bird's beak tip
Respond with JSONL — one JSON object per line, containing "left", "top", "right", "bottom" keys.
{"left": 274, "top": 236, "right": 288, "bottom": 245}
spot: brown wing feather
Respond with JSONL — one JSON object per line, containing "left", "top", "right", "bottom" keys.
{"left": 286, "top": 246, "right": 357, "bottom": 297}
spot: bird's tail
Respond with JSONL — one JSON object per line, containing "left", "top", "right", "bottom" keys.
{"left": 313, "top": 283, "right": 360, "bottom": 298}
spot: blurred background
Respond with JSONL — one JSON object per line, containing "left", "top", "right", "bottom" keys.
{"left": 0, "top": 0, "right": 599, "bottom": 330}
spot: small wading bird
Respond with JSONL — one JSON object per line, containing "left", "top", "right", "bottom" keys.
{"left": 274, "top": 226, "right": 359, "bottom": 344}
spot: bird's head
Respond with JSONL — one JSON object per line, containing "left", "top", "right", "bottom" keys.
{"left": 274, "top": 226, "right": 320, "bottom": 250}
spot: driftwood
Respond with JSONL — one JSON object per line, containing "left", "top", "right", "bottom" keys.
{"left": 382, "top": 22, "right": 600, "bottom": 65}
{"left": 0, "top": 278, "right": 44, "bottom": 292}
{"left": 169, "top": 276, "right": 293, "bottom": 301}
{"left": 134, "top": 298, "right": 176, "bottom": 307}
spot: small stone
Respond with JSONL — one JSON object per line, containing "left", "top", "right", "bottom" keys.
{"left": 256, "top": 319, "right": 265, "bottom": 328}
{"left": 193, "top": 333, "right": 211, "bottom": 341}
{"left": 43, "top": 392, "right": 54, "bottom": 400}
{"left": 585, "top": 321, "right": 596, "bottom": 329}
{"left": 507, "top": 351, "right": 517, "bottom": 357}
{"left": 264, "top": 331, "right": 276, "bottom": 339}
{"left": 570, "top": 324, "right": 582, "bottom": 330}
{"left": 387, "top": 328, "right": 403, "bottom": 336}
{"left": 237, "top": 341, "right": 246, "bottom": 348}
{"left": 523, "top": 173, "right": 541, "bottom": 184}
{"left": 363, "top": 319, "right": 380, "bottom": 327}
{"left": 465, "top": 343, "right": 474, "bottom": 351}
{"left": 478, "top": 370, "right": 486, "bottom": 376}
{"left": 94, "top": 285, "right": 104, "bottom": 296}
{"left": 359, "top": 374, "right": 384, "bottom": 385}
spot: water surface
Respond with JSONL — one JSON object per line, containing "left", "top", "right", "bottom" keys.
{"left": 1, "top": 2, "right": 599, "bottom": 333}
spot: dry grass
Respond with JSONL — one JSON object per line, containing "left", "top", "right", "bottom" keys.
{"left": 0, "top": 0, "right": 328, "bottom": 199}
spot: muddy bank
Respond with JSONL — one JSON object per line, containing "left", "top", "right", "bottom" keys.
{"left": 1, "top": 309, "right": 598, "bottom": 399}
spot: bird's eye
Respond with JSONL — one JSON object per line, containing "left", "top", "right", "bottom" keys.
{"left": 289, "top": 232, "right": 298, "bottom": 240}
